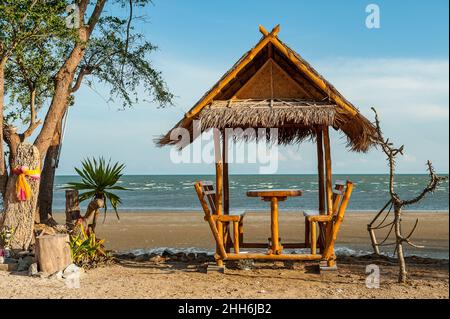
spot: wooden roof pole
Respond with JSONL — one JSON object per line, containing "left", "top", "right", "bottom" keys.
{"left": 222, "top": 129, "right": 230, "bottom": 215}
{"left": 213, "top": 129, "right": 224, "bottom": 266}
{"left": 316, "top": 127, "right": 325, "bottom": 215}
{"left": 323, "top": 126, "right": 333, "bottom": 215}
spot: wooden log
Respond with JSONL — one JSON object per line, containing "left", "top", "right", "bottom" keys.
{"left": 35, "top": 234, "right": 72, "bottom": 274}
{"left": 65, "top": 189, "right": 81, "bottom": 230}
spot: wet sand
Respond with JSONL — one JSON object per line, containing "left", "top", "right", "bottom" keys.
{"left": 54, "top": 210, "right": 449, "bottom": 257}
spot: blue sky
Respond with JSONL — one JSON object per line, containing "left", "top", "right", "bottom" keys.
{"left": 46, "top": 0, "right": 449, "bottom": 175}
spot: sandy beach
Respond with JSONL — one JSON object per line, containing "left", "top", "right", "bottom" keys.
{"left": 0, "top": 211, "right": 447, "bottom": 299}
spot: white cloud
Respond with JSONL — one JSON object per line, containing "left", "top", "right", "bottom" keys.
{"left": 315, "top": 58, "right": 449, "bottom": 120}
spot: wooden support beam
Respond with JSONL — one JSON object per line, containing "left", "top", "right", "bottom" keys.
{"left": 222, "top": 130, "right": 230, "bottom": 215}
{"left": 323, "top": 126, "right": 333, "bottom": 215}
{"left": 213, "top": 130, "right": 224, "bottom": 266}
{"left": 233, "top": 221, "right": 239, "bottom": 254}
{"left": 316, "top": 127, "right": 325, "bottom": 214}
{"left": 225, "top": 253, "right": 322, "bottom": 261}
{"left": 311, "top": 221, "right": 317, "bottom": 255}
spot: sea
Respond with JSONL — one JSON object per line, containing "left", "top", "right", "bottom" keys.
{"left": 52, "top": 174, "right": 449, "bottom": 212}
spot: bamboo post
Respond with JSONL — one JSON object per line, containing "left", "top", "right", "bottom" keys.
{"left": 323, "top": 182, "right": 354, "bottom": 261}
{"left": 194, "top": 183, "right": 227, "bottom": 260}
{"left": 222, "top": 130, "right": 230, "bottom": 215}
{"left": 213, "top": 130, "right": 224, "bottom": 266}
{"left": 270, "top": 197, "right": 281, "bottom": 254}
{"left": 369, "top": 228, "right": 381, "bottom": 255}
{"left": 311, "top": 221, "right": 317, "bottom": 255}
{"left": 233, "top": 221, "right": 240, "bottom": 254}
{"left": 323, "top": 127, "right": 333, "bottom": 216}
{"left": 316, "top": 127, "right": 325, "bottom": 214}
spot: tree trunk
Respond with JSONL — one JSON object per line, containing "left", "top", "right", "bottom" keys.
{"left": 65, "top": 189, "right": 81, "bottom": 231}
{"left": 0, "top": 59, "right": 7, "bottom": 197}
{"left": 38, "top": 116, "right": 63, "bottom": 223}
{"left": 35, "top": 233, "right": 72, "bottom": 274}
{"left": 394, "top": 207, "right": 407, "bottom": 283}
{"left": 1, "top": 143, "right": 41, "bottom": 251}
{"left": 84, "top": 198, "right": 104, "bottom": 234}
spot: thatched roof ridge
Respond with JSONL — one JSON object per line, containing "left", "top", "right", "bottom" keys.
{"left": 156, "top": 25, "right": 377, "bottom": 152}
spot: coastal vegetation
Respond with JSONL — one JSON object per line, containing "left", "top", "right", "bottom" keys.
{"left": 0, "top": 0, "right": 172, "bottom": 250}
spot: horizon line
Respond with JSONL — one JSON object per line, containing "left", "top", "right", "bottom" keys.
{"left": 55, "top": 172, "right": 450, "bottom": 176}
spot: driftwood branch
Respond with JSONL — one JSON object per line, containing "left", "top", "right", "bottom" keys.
{"left": 368, "top": 107, "right": 447, "bottom": 283}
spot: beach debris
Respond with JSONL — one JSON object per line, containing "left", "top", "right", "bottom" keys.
{"left": 28, "top": 263, "right": 38, "bottom": 276}
{"left": 149, "top": 255, "right": 166, "bottom": 264}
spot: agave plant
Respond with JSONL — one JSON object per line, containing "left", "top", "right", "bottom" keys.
{"left": 65, "top": 157, "right": 127, "bottom": 220}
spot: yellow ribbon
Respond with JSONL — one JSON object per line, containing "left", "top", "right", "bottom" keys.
{"left": 13, "top": 166, "right": 41, "bottom": 201}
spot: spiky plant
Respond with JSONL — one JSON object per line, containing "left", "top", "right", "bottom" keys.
{"left": 65, "top": 157, "right": 127, "bottom": 220}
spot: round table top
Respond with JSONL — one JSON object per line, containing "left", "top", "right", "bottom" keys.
{"left": 246, "top": 189, "right": 303, "bottom": 198}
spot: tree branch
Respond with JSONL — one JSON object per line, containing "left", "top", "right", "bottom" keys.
{"left": 87, "top": 0, "right": 108, "bottom": 36}
{"left": 71, "top": 65, "right": 93, "bottom": 93}
{"left": 402, "top": 161, "right": 447, "bottom": 206}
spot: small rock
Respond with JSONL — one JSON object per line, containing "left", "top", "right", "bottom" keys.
{"left": 28, "top": 263, "right": 38, "bottom": 276}
{"left": 187, "top": 253, "right": 196, "bottom": 261}
{"left": 149, "top": 255, "right": 165, "bottom": 264}
{"left": 162, "top": 249, "right": 175, "bottom": 257}
{"left": 134, "top": 254, "right": 149, "bottom": 262}
{"left": 63, "top": 263, "right": 81, "bottom": 278}
{"left": 17, "top": 256, "right": 35, "bottom": 271}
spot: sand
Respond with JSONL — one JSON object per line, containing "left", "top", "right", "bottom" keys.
{"left": 0, "top": 211, "right": 448, "bottom": 299}
{"left": 60, "top": 211, "right": 449, "bottom": 257}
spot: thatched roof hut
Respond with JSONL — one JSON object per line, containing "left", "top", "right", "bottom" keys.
{"left": 157, "top": 25, "right": 377, "bottom": 217}
{"left": 157, "top": 25, "right": 377, "bottom": 152}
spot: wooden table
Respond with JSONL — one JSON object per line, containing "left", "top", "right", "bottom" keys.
{"left": 246, "top": 189, "right": 303, "bottom": 255}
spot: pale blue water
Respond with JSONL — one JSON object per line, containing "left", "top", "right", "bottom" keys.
{"left": 52, "top": 174, "right": 449, "bottom": 212}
